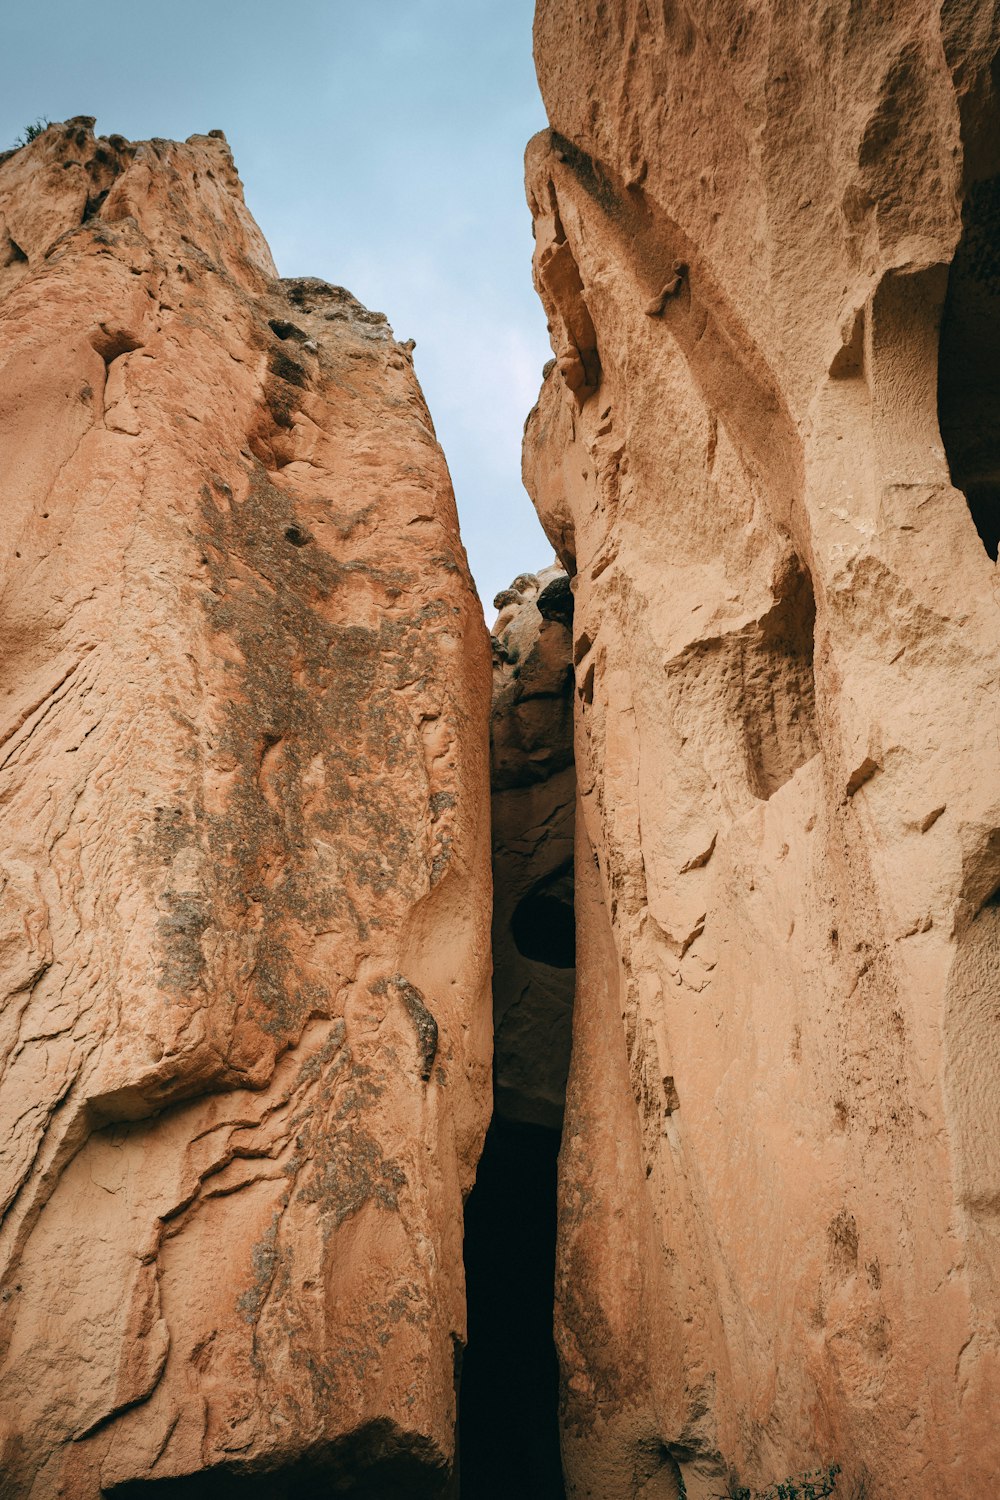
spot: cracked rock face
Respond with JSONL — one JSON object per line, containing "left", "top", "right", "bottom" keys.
{"left": 0, "top": 118, "right": 491, "bottom": 1495}
{"left": 491, "top": 567, "right": 575, "bottom": 1129}
{"left": 526, "top": 5, "right": 1000, "bottom": 1498}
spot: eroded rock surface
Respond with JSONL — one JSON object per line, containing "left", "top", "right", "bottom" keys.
{"left": 525, "top": 6, "right": 1000, "bottom": 1497}
{"left": 490, "top": 567, "right": 575, "bottom": 1129}
{"left": 0, "top": 118, "right": 491, "bottom": 1496}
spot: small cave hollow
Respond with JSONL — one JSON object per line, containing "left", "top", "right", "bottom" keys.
{"left": 3, "top": 235, "right": 27, "bottom": 267}
{"left": 269, "top": 317, "right": 309, "bottom": 344}
{"left": 511, "top": 868, "right": 576, "bottom": 969}
{"left": 939, "top": 171, "right": 1000, "bottom": 561}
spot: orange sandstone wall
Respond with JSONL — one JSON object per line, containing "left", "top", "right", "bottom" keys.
{"left": 0, "top": 118, "right": 491, "bottom": 1496}
{"left": 524, "top": 4, "right": 1000, "bottom": 1496}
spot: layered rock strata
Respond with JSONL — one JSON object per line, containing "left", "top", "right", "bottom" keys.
{"left": 525, "top": 5, "right": 1000, "bottom": 1497}
{"left": 490, "top": 567, "right": 575, "bottom": 1128}
{"left": 0, "top": 119, "right": 491, "bottom": 1496}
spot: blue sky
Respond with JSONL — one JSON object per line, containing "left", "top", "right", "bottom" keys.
{"left": 2, "top": 0, "right": 554, "bottom": 610}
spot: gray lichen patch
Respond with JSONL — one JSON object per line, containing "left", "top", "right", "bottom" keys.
{"left": 372, "top": 975, "right": 439, "bottom": 1082}
{"left": 294, "top": 1018, "right": 347, "bottom": 1087}
{"left": 281, "top": 277, "right": 394, "bottom": 340}
{"left": 237, "top": 1209, "right": 292, "bottom": 1327}
{"left": 291, "top": 1053, "right": 407, "bottom": 1241}
{"left": 135, "top": 460, "right": 462, "bottom": 1056}
{"left": 154, "top": 889, "right": 210, "bottom": 993}
{"left": 296, "top": 1118, "right": 407, "bottom": 1235}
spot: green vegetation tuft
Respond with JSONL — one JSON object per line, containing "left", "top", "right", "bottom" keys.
{"left": 13, "top": 118, "right": 49, "bottom": 148}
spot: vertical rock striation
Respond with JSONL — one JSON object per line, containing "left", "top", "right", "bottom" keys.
{"left": 524, "top": 5, "right": 1000, "bottom": 1496}
{"left": 0, "top": 119, "right": 491, "bottom": 1495}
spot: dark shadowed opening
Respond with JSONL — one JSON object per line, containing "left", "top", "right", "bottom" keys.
{"left": 106, "top": 1423, "right": 449, "bottom": 1499}
{"left": 459, "top": 1117, "right": 565, "bottom": 1499}
{"left": 939, "top": 171, "right": 1000, "bottom": 560}
{"left": 511, "top": 867, "right": 576, "bottom": 969}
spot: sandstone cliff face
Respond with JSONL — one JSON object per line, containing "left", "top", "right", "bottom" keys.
{"left": 524, "top": 5, "right": 1000, "bottom": 1497}
{"left": 491, "top": 567, "right": 575, "bottom": 1129}
{"left": 0, "top": 118, "right": 491, "bottom": 1496}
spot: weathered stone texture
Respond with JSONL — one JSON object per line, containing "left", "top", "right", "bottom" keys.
{"left": 0, "top": 119, "right": 491, "bottom": 1495}
{"left": 525, "top": 4, "right": 1000, "bottom": 1496}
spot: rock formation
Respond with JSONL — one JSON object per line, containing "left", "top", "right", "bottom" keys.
{"left": 0, "top": 118, "right": 491, "bottom": 1496}
{"left": 523, "top": 3, "right": 1000, "bottom": 1496}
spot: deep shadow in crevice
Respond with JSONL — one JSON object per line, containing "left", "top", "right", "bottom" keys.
{"left": 107, "top": 1420, "right": 450, "bottom": 1498}
{"left": 459, "top": 1117, "right": 566, "bottom": 1500}
{"left": 511, "top": 864, "right": 575, "bottom": 969}
{"left": 939, "top": 171, "right": 1000, "bottom": 560}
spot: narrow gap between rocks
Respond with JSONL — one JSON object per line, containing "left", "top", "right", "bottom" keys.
{"left": 458, "top": 1117, "right": 565, "bottom": 1500}
{"left": 939, "top": 170, "right": 1000, "bottom": 560}
{"left": 460, "top": 569, "right": 575, "bottom": 1499}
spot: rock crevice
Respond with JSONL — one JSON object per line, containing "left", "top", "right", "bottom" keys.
{"left": 458, "top": 568, "right": 575, "bottom": 1499}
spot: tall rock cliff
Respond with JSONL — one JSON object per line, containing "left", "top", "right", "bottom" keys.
{"left": 0, "top": 119, "right": 492, "bottom": 1496}
{"left": 524, "top": 4, "right": 1000, "bottom": 1496}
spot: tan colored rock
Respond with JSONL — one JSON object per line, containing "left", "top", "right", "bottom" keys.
{"left": 0, "top": 119, "right": 492, "bottom": 1495}
{"left": 526, "top": 5, "right": 1000, "bottom": 1497}
{"left": 491, "top": 567, "right": 575, "bottom": 1128}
